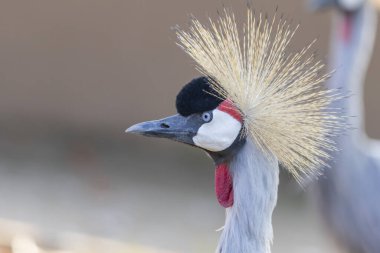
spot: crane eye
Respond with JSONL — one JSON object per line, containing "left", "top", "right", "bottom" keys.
{"left": 201, "top": 112, "right": 212, "bottom": 123}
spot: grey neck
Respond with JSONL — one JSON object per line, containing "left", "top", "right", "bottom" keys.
{"left": 216, "top": 139, "right": 279, "bottom": 253}
{"left": 329, "top": 3, "right": 377, "bottom": 141}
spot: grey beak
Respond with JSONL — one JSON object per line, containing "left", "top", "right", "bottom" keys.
{"left": 126, "top": 114, "right": 197, "bottom": 146}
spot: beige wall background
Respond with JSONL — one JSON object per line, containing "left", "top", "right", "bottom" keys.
{"left": 0, "top": 0, "right": 378, "bottom": 137}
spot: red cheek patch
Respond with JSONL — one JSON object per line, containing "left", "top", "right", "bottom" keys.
{"left": 217, "top": 100, "right": 242, "bottom": 122}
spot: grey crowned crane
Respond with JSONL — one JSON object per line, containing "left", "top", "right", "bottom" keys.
{"left": 127, "top": 8, "right": 343, "bottom": 253}
{"left": 309, "top": 0, "right": 380, "bottom": 252}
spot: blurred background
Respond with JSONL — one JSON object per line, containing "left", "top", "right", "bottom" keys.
{"left": 0, "top": 0, "right": 378, "bottom": 252}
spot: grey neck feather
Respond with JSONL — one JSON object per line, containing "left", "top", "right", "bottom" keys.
{"left": 329, "top": 3, "right": 377, "bottom": 142}
{"left": 216, "top": 139, "right": 279, "bottom": 253}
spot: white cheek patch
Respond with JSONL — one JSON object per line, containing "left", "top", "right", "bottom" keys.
{"left": 193, "top": 109, "right": 242, "bottom": 152}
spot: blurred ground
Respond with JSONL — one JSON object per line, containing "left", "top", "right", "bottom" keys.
{"left": 0, "top": 0, "right": 378, "bottom": 252}
{"left": 0, "top": 128, "right": 339, "bottom": 253}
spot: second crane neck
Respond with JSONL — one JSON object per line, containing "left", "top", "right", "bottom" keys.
{"left": 329, "top": 3, "right": 377, "bottom": 141}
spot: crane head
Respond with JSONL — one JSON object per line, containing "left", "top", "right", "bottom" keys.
{"left": 126, "top": 77, "right": 246, "bottom": 164}
{"left": 309, "top": 0, "right": 365, "bottom": 12}
{"left": 127, "top": 8, "right": 344, "bottom": 181}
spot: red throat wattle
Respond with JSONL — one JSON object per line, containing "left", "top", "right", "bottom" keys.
{"left": 342, "top": 13, "right": 353, "bottom": 43}
{"left": 215, "top": 163, "right": 234, "bottom": 208}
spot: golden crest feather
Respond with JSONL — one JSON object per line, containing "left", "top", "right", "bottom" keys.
{"left": 176, "top": 8, "right": 343, "bottom": 181}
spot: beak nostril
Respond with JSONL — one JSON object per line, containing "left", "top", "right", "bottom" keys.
{"left": 160, "top": 123, "right": 170, "bottom": 129}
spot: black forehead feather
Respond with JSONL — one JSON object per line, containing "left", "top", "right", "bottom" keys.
{"left": 176, "top": 77, "right": 224, "bottom": 116}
